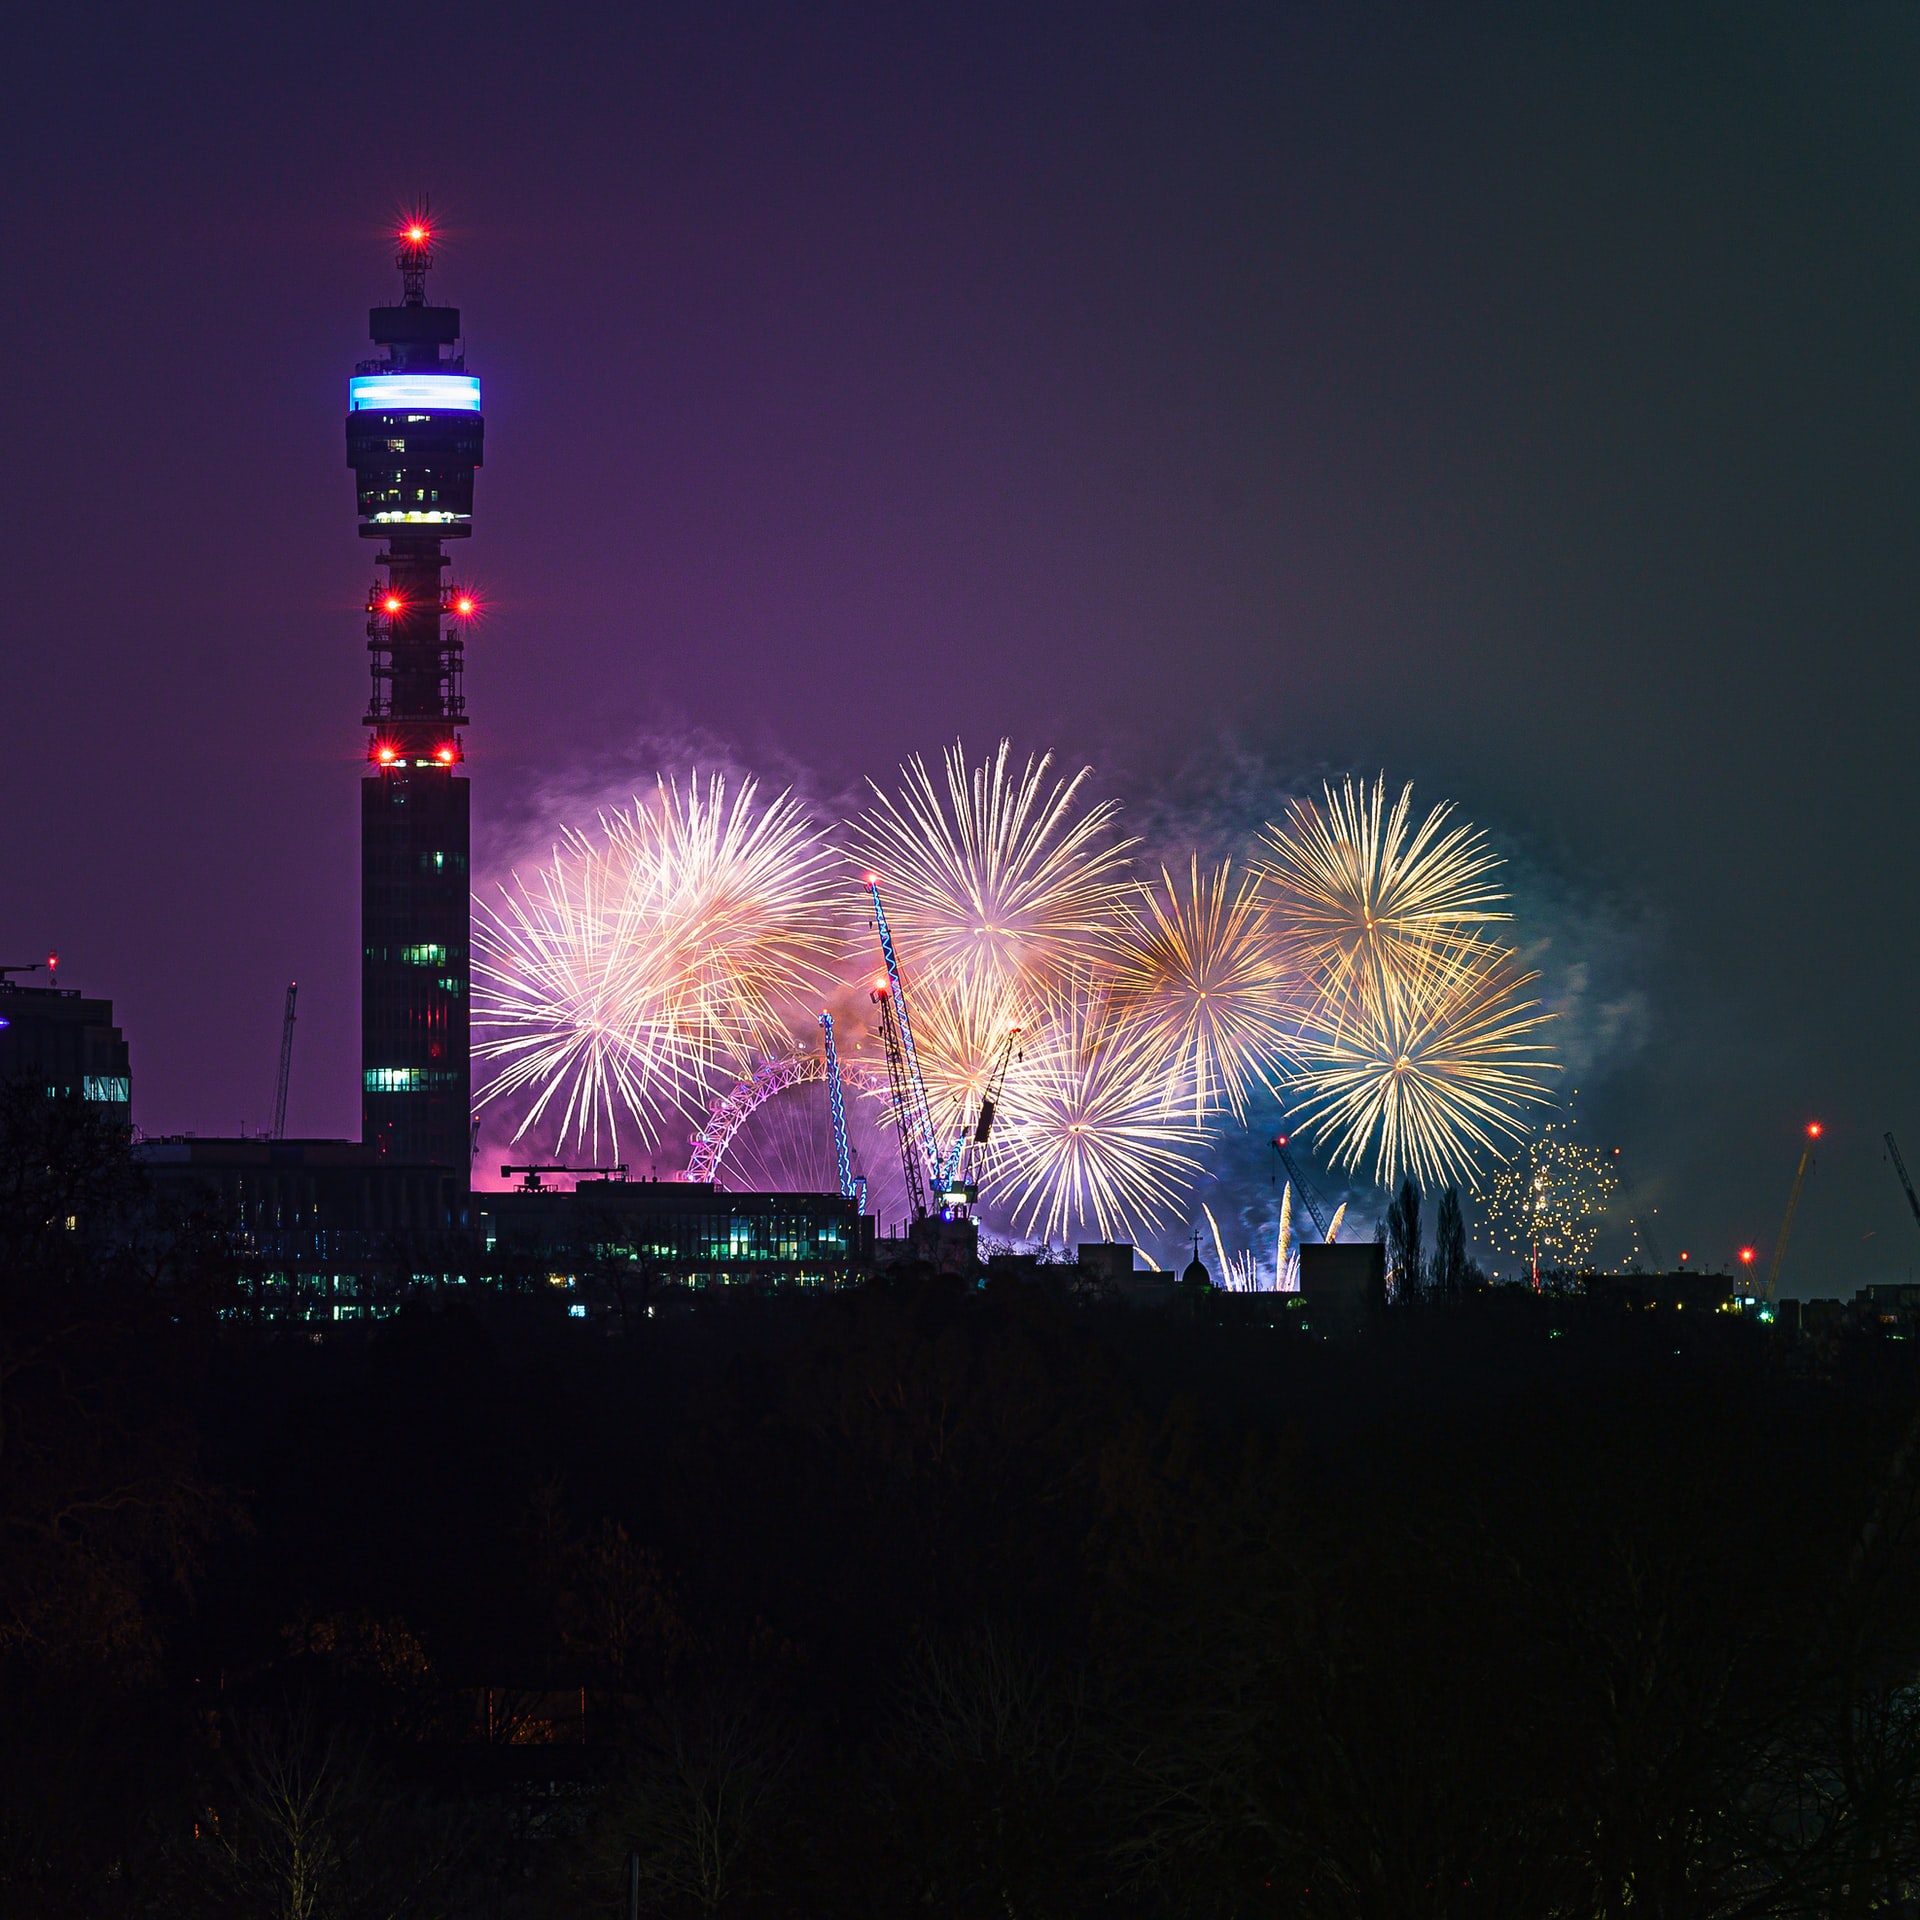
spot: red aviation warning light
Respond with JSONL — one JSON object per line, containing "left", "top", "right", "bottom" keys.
{"left": 381, "top": 593, "right": 403, "bottom": 615}
{"left": 1739, "top": 1246, "right": 1756, "bottom": 1267}
{"left": 434, "top": 743, "right": 457, "bottom": 765}
{"left": 453, "top": 593, "right": 476, "bottom": 619}
{"left": 403, "top": 222, "right": 429, "bottom": 247}
{"left": 1807, "top": 1121, "right": 1824, "bottom": 1140}
{"left": 373, "top": 741, "right": 399, "bottom": 766}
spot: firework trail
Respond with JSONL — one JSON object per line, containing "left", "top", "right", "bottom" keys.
{"left": 1107, "top": 855, "right": 1294, "bottom": 1126}
{"left": 982, "top": 966, "right": 1206, "bottom": 1245}
{"left": 1202, "top": 1203, "right": 1258, "bottom": 1291}
{"left": 850, "top": 739, "right": 1132, "bottom": 1014}
{"left": 1275, "top": 1182, "right": 1298, "bottom": 1291}
{"left": 473, "top": 772, "right": 846, "bottom": 1158}
{"left": 1326, "top": 1200, "right": 1348, "bottom": 1245}
{"left": 1283, "top": 935, "right": 1556, "bottom": 1188}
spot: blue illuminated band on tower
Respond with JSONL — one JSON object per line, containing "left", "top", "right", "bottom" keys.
{"left": 349, "top": 373, "right": 483, "bottom": 412}
{"left": 345, "top": 220, "right": 481, "bottom": 1168}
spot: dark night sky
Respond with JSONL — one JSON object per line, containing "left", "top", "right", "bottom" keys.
{"left": 3, "top": 3, "right": 1918, "bottom": 1285}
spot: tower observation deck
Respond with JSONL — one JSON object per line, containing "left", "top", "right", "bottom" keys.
{"left": 346, "top": 218, "right": 482, "bottom": 1166}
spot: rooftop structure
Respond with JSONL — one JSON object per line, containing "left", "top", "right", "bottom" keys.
{"left": 0, "top": 977, "right": 131, "bottom": 1126}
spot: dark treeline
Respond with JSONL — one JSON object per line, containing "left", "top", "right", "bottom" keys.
{"left": 6, "top": 1090, "right": 1920, "bottom": 1917}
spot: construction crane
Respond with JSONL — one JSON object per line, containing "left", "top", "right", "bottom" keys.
{"left": 1763, "top": 1121, "right": 1822, "bottom": 1300}
{"left": 1270, "top": 1132, "right": 1336, "bottom": 1241}
{"left": 971, "top": 1024, "right": 1022, "bottom": 1145}
{"left": 271, "top": 982, "right": 298, "bottom": 1139}
{"left": 1886, "top": 1133, "right": 1920, "bottom": 1239}
{"left": 865, "top": 877, "right": 1026, "bottom": 1219}
{"left": 819, "top": 1012, "right": 870, "bottom": 1218}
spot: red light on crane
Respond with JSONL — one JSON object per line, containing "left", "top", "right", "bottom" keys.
{"left": 1739, "top": 1246, "right": 1756, "bottom": 1266}
{"left": 1807, "top": 1121, "right": 1824, "bottom": 1139}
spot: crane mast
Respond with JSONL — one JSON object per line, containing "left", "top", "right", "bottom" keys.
{"left": 272, "top": 982, "right": 298, "bottom": 1140}
{"left": 1764, "top": 1122, "right": 1821, "bottom": 1300}
{"left": 819, "top": 1012, "right": 856, "bottom": 1203}
{"left": 866, "top": 880, "right": 944, "bottom": 1189}
{"left": 872, "top": 981, "right": 929, "bottom": 1222}
{"left": 1886, "top": 1133, "right": 1920, "bottom": 1238}
{"left": 972, "top": 1025, "right": 1022, "bottom": 1145}
{"left": 1270, "top": 1132, "right": 1335, "bottom": 1241}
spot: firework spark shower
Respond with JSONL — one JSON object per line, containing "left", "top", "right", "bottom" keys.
{"left": 473, "top": 744, "right": 1562, "bottom": 1243}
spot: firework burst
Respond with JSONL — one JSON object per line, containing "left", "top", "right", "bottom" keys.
{"left": 1258, "top": 774, "right": 1510, "bottom": 1015}
{"left": 1476, "top": 1108, "right": 1618, "bottom": 1281}
{"left": 1282, "top": 935, "right": 1556, "bottom": 1187}
{"left": 473, "top": 772, "right": 846, "bottom": 1157}
{"left": 1107, "top": 855, "right": 1294, "bottom": 1125}
{"left": 850, "top": 739, "right": 1133, "bottom": 1010}
{"left": 981, "top": 967, "right": 1205, "bottom": 1245}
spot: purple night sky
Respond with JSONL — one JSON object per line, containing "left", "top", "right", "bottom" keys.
{"left": 3, "top": 5, "right": 1917, "bottom": 1280}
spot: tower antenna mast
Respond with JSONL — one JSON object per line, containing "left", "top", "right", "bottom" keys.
{"left": 398, "top": 198, "right": 433, "bottom": 304}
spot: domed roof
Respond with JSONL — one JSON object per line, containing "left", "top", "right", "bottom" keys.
{"left": 1181, "top": 1252, "right": 1210, "bottom": 1287}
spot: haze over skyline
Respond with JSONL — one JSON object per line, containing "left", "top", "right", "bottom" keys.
{"left": 3, "top": 4, "right": 1916, "bottom": 1284}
